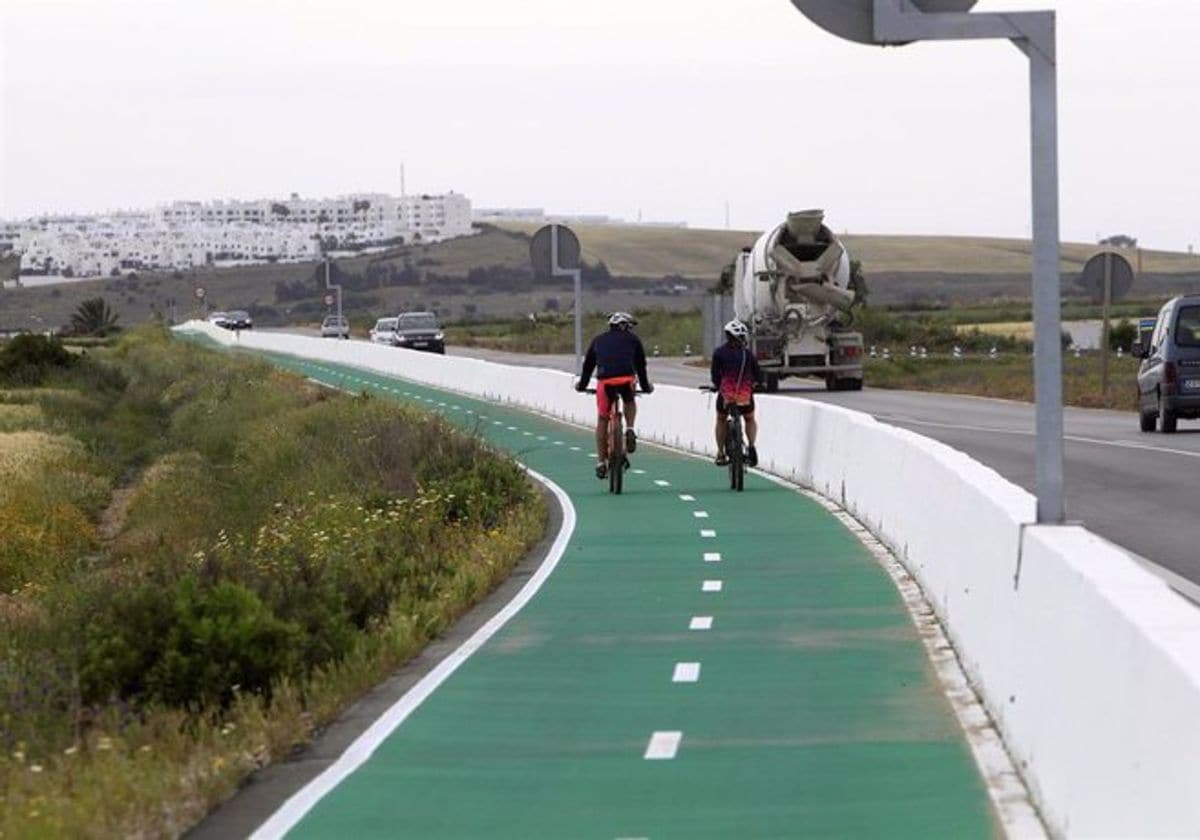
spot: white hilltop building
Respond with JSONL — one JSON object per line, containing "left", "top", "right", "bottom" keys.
{"left": 1, "top": 191, "right": 473, "bottom": 286}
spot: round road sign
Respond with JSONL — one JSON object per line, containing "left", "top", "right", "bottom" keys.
{"left": 530, "top": 224, "right": 581, "bottom": 278}
{"left": 193, "top": 286, "right": 206, "bottom": 301}
{"left": 323, "top": 293, "right": 335, "bottom": 307}
{"left": 790, "top": 0, "right": 977, "bottom": 45}
{"left": 1079, "top": 252, "right": 1134, "bottom": 304}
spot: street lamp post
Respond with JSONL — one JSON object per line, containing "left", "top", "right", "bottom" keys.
{"left": 789, "top": 0, "right": 1066, "bottom": 523}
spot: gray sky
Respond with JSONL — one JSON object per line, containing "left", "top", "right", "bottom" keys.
{"left": 2, "top": 0, "right": 1197, "bottom": 250}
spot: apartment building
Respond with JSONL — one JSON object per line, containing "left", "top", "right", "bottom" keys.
{"left": 7, "top": 191, "right": 473, "bottom": 282}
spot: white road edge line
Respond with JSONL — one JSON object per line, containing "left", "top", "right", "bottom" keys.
{"left": 249, "top": 467, "right": 577, "bottom": 840}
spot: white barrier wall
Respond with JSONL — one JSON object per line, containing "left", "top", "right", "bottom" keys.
{"left": 181, "top": 323, "right": 1200, "bottom": 837}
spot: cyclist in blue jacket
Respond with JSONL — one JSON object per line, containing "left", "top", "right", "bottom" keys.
{"left": 576, "top": 312, "right": 654, "bottom": 478}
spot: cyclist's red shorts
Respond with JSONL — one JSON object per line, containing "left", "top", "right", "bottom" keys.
{"left": 596, "top": 375, "right": 636, "bottom": 417}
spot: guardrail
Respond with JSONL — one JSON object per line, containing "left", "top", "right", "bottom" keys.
{"left": 179, "top": 322, "right": 1200, "bottom": 837}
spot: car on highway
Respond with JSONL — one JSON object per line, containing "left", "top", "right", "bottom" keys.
{"left": 369, "top": 317, "right": 399, "bottom": 345}
{"left": 1134, "top": 294, "right": 1200, "bottom": 433}
{"left": 208, "top": 311, "right": 230, "bottom": 328}
{"left": 224, "top": 310, "right": 253, "bottom": 330}
{"left": 321, "top": 314, "right": 350, "bottom": 339}
{"left": 392, "top": 311, "right": 445, "bottom": 354}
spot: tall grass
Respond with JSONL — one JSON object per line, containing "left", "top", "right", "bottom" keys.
{"left": 0, "top": 326, "right": 545, "bottom": 837}
{"left": 451, "top": 308, "right": 703, "bottom": 355}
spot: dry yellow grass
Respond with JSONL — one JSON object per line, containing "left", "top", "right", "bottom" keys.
{"left": 0, "top": 431, "right": 82, "bottom": 490}
{"left": 957, "top": 321, "right": 1037, "bottom": 341}
{"left": 0, "top": 403, "right": 43, "bottom": 431}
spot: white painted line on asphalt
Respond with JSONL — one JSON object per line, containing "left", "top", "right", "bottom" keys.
{"left": 507, "top": 426, "right": 517, "bottom": 431}
{"left": 654, "top": 480, "right": 670, "bottom": 487}
{"left": 452, "top": 405, "right": 461, "bottom": 410}
{"left": 693, "top": 511, "right": 709, "bottom": 518}
{"left": 554, "top": 441, "right": 564, "bottom": 446}
{"left": 672, "top": 662, "right": 701, "bottom": 683}
{"left": 537, "top": 436, "right": 547, "bottom": 441}
{"left": 702, "top": 580, "right": 723, "bottom": 592}
{"left": 570, "top": 446, "right": 581, "bottom": 451}
{"left": 700, "top": 529, "right": 716, "bottom": 538}
{"left": 493, "top": 421, "right": 502, "bottom": 426}
{"left": 679, "top": 494, "right": 695, "bottom": 501}
{"left": 644, "top": 731, "right": 682, "bottom": 760}
{"left": 703, "top": 552, "right": 721, "bottom": 563}
{"left": 632, "top": 469, "right": 646, "bottom": 475}
{"left": 689, "top": 616, "right": 713, "bottom": 630}
{"left": 251, "top": 467, "right": 578, "bottom": 838}
{"left": 523, "top": 431, "right": 533, "bottom": 437}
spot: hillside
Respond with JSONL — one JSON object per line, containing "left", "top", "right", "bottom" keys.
{"left": 3, "top": 222, "right": 1198, "bottom": 332}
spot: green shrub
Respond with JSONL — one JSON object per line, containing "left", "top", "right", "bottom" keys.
{"left": 0, "top": 334, "right": 77, "bottom": 386}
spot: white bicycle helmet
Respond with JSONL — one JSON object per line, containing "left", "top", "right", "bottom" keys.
{"left": 724, "top": 319, "right": 749, "bottom": 341}
{"left": 608, "top": 312, "right": 637, "bottom": 329}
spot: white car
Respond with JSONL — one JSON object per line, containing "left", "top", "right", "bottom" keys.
{"left": 208, "top": 311, "right": 230, "bottom": 327}
{"left": 321, "top": 315, "right": 350, "bottom": 339}
{"left": 369, "top": 317, "right": 399, "bottom": 345}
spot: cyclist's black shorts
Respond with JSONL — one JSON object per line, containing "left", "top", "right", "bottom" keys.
{"left": 716, "top": 394, "right": 755, "bottom": 415}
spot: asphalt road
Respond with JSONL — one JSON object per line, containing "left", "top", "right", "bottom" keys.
{"left": 447, "top": 346, "right": 1200, "bottom": 593}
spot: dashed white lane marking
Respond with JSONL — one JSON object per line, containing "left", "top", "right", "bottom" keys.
{"left": 689, "top": 616, "right": 713, "bottom": 630}
{"left": 700, "top": 529, "right": 716, "bottom": 538}
{"left": 702, "top": 580, "right": 723, "bottom": 592}
{"left": 493, "top": 421, "right": 502, "bottom": 426}
{"left": 507, "top": 426, "right": 517, "bottom": 431}
{"left": 523, "top": 431, "right": 533, "bottom": 437}
{"left": 537, "top": 436, "right": 547, "bottom": 441}
{"left": 654, "top": 480, "right": 670, "bottom": 487}
{"left": 554, "top": 441, "right": 564, "bottom": 446}
{"left": 672, "top": 662, "right": 701, "bottom": 683}
{"left": 570, "top": 446, "right": 581, "bottom": 451}
{"left": 632, "top": 469, "right": 646, "bottom": 475}
{"left": 693, "top": 511, "right": 709, "bottom": 519}
{"left": 644, "top": 731, "right": 682, "bottom": 760}
{"left": 451, "top": 405, "right": 461, "bottom": 410}
{"left": 679, "top": 494, "right": 695, "bottom": 502}
{"left": 703, "top": 552, "right": 721, "bottom": 563}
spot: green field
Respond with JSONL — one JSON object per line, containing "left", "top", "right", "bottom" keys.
{"left": 3, "top": 223, "right": 1198, "bottom": 336}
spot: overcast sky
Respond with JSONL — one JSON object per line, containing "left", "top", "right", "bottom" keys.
{"left": 2, "top": 0, "right": 1197, "bottom": 250}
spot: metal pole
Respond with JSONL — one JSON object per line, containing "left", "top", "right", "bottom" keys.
{"left": 1027, "top": 40, "right": 1065, "bottom": 523}
{"left": 573, "top": 269, "right": 583, "bottom": 370}
{"left": 1101, "top": 251, "right": 1112, "bottom": 397}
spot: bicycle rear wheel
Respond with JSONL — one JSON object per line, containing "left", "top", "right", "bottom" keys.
{"left": 609, "top": 407, "right": 624, "bottom": 495}
{"left": 729, "top": 415, "right": 745, "bottom": 492}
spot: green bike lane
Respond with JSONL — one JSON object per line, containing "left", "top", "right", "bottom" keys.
{"left": 262, "top": 353, "right": 997, "bottom": 838}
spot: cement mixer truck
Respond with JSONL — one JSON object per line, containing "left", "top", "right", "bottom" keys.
{"left": 730, "top": 210, "right": 864, "bottom": 392}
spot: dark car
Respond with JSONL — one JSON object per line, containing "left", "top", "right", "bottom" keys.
{"left": 393, "top": 311, "right": 445, "bottom": 354}
{"left": 1133, "top": 295, "right": 1200, "bottom": 433}
{"left": 225, "top": 310, "right": 253, "bottom": 330}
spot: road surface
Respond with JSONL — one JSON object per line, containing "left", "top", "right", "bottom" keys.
{"left": 448, "top": 346, "right": 1200, "bottom": 594}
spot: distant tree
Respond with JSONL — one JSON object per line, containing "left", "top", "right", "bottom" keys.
{"left": 70, "top": 297, "right": 120, "bottom": 337}
{"left": 848, "top": 259, "right": 869, "bottom": 308}
{"left": 61, "top": 266, "right": 75, "bottom": 278}
{"left": 1109, "top": 319, "right": 1136, "bottom": 352}
{"left": 1100, "top": 234, "right": 1138, "bottom": 249}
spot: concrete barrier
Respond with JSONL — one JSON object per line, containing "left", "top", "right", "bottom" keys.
{"left": 181, "top": 322, "right": 1200, "bottom": 837}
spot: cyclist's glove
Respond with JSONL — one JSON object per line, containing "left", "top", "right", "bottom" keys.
{"left": 575, "top": 382, "right": 587, "bottom": 393}
{"left": 642, "top": 383, "right": 655, "bottom": 394}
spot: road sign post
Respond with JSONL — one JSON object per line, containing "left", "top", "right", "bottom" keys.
{"left": 324, "top": 258, "right": 343, "bottom": 326}
{"left": 790, "top": 0, "right": 1067, "bottom": 523}
{"left": 1081, "top": 251, "right": 1135, "bottom": 398}
{"left": 530, "top": 224, "right": 583, "bottom": 369}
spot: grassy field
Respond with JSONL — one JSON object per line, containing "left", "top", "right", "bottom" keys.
{"left": 5, "top": 222, "right": 1199, "bottom": 338}
{"left": 866, "top": 353, "right": 1139, "bottom": 410}
{"left": 0, "top": 328, "right": 545, "bottom": 838}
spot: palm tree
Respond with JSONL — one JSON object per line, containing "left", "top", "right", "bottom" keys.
{"left": 70, "top": 297, "right": 120, "bottom": 336}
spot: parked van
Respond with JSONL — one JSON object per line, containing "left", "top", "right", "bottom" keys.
{"left": 1133, "top": 295, "right": 1200, "bottom": 433}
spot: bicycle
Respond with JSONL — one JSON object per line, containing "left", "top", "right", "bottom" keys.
{"left": 585, "top": 384, "right": 639, "bottom": 494}
{"left": 701, "top": 386, "right": 747, "bottom": 492}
